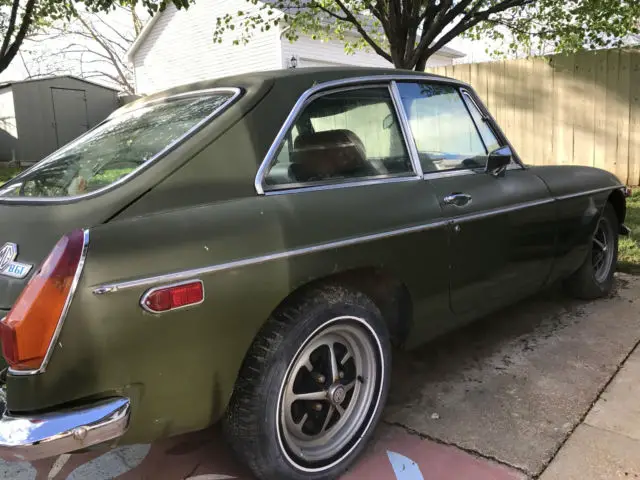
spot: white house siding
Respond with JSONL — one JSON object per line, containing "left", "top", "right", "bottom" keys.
{"left": 132, "top": 1, "right": 281, "bottom": 94}
{"left": 280, "top": 34, "right": 457, "bottom": 69}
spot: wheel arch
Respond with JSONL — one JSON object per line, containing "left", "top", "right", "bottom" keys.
{"left": 267, "top": 266, "right": 414, "bottom": 350}
{"left": 608, "top": 188, "right": 626, "bottom": 226}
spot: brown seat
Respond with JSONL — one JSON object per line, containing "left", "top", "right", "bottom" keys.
{"left": 288, "top": 129, "right": 374, "bottom": 182}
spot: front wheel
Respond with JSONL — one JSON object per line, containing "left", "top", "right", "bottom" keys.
{"left": 565, "top": 202, "right": 619, "bottom": 299}
{"left": 223, "top": 285, "right": 391, "bottom": 480}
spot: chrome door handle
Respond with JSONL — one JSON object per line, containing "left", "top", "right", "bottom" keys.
{"left": 443, "top": 193, "right": 472, "bottom": 207}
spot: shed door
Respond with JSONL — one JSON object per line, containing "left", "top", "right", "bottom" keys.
{"left": 51, "top": 87, "right": 89, "bottom": 148}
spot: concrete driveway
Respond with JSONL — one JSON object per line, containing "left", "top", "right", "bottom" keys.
{"left": 4, "top": 274, "right": 640, "bottom": 479}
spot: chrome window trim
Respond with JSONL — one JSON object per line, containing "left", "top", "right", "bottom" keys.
{"left": 9, "top": 229, "right": 90, "bottom": 377}
{"left": 264, "top": 174, "right": 420, "bottom": 196}
{"left": 140, "top": 279, "right": 205, "bottom": 314}
{"left": 93, "top": 196, "right": 560, "bottom": 296}
{"left": 423, "top": 168, "right": 478, "bottom": 180}
{"left": 254, "top": 74, "right": 467, "bottom": 195}
{"left": 389, "top": 81, "right": 423, "bottom": 177}
{"left": 0, "top": 88, "right": 243, "bottom": 205}
{"left": 459, "top": 86, "right": 526, "bottom": 170}
{"left": 256, "top": 82, "right": 419, "bottom": 194}
{"left": 460, "top": 89, "right": 490, "bottom": 121}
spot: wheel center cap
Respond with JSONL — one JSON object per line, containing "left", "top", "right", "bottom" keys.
{"left": 329, "top": 384, "right": 346, "bottom": 405}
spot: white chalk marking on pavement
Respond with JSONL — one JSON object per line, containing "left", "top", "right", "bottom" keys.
{"left": 185, "top": 475, "right": 236, "bottom": 479}
{"left": 387, "top": 451, "right": 425, "bottom": 480}
{"left": 48, "top": 454, "right": 70, "bottom": 479}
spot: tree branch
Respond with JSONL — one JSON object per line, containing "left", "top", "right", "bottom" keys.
{"left": 0, "top": 0, "right": 37, "bottom": 73}
{"left": 330, "top": 0, "right": 392, "bottom": 62}
{"left": 1, "top": 0, "right": 21, "bottom": 58}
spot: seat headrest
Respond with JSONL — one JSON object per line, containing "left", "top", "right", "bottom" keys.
{"left": 289, "top": 129, "right": 368, "bottom": 182}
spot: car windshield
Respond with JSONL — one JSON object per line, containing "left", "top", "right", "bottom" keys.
{"left": 0, "top": 91, "right": 235, "bottom": 199}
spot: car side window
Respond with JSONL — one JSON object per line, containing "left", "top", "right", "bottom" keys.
{"left": 396, "top": 82, "right": 488, "bottom": 173}
{"left": 263, "top": 87, "right": 412, "bottom": 189}
{"left": 461, "top": 91, "right": 501, "bottom": 154}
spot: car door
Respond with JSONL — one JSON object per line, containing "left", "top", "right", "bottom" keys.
{"left": 394, "top": 81, "right": 556, "bottom": 316}
{"left": 258, "top": 83, "right": 454, "bottom": 344}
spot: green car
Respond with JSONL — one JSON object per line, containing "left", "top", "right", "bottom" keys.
{"left": 0, "top": 67, "right": 629, "bottom": 479}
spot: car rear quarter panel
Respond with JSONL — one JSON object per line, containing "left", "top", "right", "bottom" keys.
{"left": 5, "top": 178, "right": 448, "bottom": 443}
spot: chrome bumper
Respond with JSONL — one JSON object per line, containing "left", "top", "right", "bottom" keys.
{"left": 0, "top": 396, "right": 130, "bottom": 461}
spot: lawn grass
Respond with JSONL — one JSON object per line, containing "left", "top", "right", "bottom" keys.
{"left": 0, "top": 167, "right": 20, "bottom": 185}
{"left": 618, "top": 189, "right": 640, "bottom": 274}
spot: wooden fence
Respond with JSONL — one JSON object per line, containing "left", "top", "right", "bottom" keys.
{"left": 427, "top": 48, "right": 640, "bottom": 186}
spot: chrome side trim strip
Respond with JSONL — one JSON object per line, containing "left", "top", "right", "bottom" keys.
{"left": 0, "top": 397, "right": 130, "bottom": 461}
{"left": 390, "top": 81, "right": 423, "bottom": 177}
{"left": 93, "top": 218, "right": 450, "bottom": 295}
{"left": 453, "top": 198, "right": 555, "bottom": 223}
{"left": 92, "top": 186, "right": 621, "bottom": 296}
{"left": 254, "top": 74, "right": 466, "bottom": 195}
{"left": 9, "top": 229, "right": 90, "bottom": 376}
{"left": 1, "top": 88, "right": 242, "bottom": 204}
{"left": 92, "top": 197, "right": 554, "bottom": 296}
{"left": 555, "top": 185, "right": 620, "bottom": 201}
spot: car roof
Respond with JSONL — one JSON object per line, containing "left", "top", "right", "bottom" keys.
{"left": 142, "top": 67, "right": 467, "bottom": 101}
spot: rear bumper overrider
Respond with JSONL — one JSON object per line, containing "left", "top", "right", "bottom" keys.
{"left": 0, "top": 393, "right": 130, "bottom": 461}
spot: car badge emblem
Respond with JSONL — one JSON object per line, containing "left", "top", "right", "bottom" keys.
{"left": 0, "top": 243, "right": 33, "bottom": 279}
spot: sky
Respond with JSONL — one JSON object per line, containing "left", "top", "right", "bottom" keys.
{"left": 0, "top": 6, "right": 146, "bottom": 87}
{"left": 0, "top": 5, "right": 497, "bottom": 89}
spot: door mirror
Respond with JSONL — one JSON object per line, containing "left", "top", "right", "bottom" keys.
{"left": 485, "top": 145, "right": 512, "bottom": 177}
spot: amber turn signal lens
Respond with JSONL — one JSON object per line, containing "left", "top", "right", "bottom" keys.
{"left": 0, "top": 229, "right": 86, "bottom": 371}
{"left": 142, "top": 281, "right": 204, "bottom": 313}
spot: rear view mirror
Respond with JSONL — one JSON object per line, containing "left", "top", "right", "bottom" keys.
{"left": 383, "top": 113, "right": 394, "bottom": 130}
{"left": 486, "top": 145, "right": 512, "bottom": 177}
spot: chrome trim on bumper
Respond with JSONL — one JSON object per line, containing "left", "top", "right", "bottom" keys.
{"left": 0, "top": 397, "right": 130, "bottom": 461}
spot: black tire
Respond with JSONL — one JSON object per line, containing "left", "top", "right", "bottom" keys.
{"left": 565, "top": 202, "right": 619, "bottom": 300}
{"left": 223, "top": 285, "right": 391, "bottom": 480}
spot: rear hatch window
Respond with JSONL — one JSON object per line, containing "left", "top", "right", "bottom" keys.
{"left": 0, "top": 89, "right": 238, "bottom": 199}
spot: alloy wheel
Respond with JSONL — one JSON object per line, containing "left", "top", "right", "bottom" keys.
{"left": 277, "top": 316, "right": 383, "bottom": 471}
{"left": 592, "top": 217, "right": 614, "bottom": 283}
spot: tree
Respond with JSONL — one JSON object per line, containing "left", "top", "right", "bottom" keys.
{"left": 0, "top": 0, "right": 191, "bottom": 77}
{"left": 212, "top": 0, "right": 640, "bottom": 70}
{"left": 20, "top": 5, "right": 143, "bottom": 93}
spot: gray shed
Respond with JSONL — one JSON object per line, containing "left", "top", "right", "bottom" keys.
{"left": 0, "top": 76, "right": 120, "bottom": 166}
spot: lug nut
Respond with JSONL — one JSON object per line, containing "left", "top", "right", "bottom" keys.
{"left": 339, "top": 371, "right": 345, "bottom": 379}
{"left": 312, "top": 403, "right": 323, "bottom": 412}
{"left": 313, "top": 373, "right": 326, "bottom": 384}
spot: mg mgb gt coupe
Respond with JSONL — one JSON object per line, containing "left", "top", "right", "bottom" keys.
{"left": 0, "top": 67, "right": 630, "bottom": 480}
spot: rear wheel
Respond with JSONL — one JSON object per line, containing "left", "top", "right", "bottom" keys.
{"left": 565, "top": 202, "right": 618, "bottom": 299}
{"left": 223, "top": 285, "right": 391, "bottom": 480}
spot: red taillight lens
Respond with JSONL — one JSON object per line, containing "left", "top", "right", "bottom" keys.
{"left": 0, "top": 229, "right": 86, "bottom": 371}
{"left": 142, "top": 281, "right": 204, "bottom": 313}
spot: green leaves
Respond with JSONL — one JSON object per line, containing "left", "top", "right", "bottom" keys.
{"left": 210, "top": 0, "right": 639, "bottom": 70}
{"left": 467, "top": 0, "right": 640, "bottom": 58}
{"left": 0, "top": 0, "right": 193, "bottom": 76}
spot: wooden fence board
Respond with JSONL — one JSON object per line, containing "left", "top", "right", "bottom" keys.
{"left": 629, "top": 51, "right": 640, "bottom": 186}
{"left": 428, "top": 47, "right": 639, "bottom": 184}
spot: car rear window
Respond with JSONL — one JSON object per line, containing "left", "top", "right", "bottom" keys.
{"left": 0, "top": 90, "right": 237, "bottom": 199}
